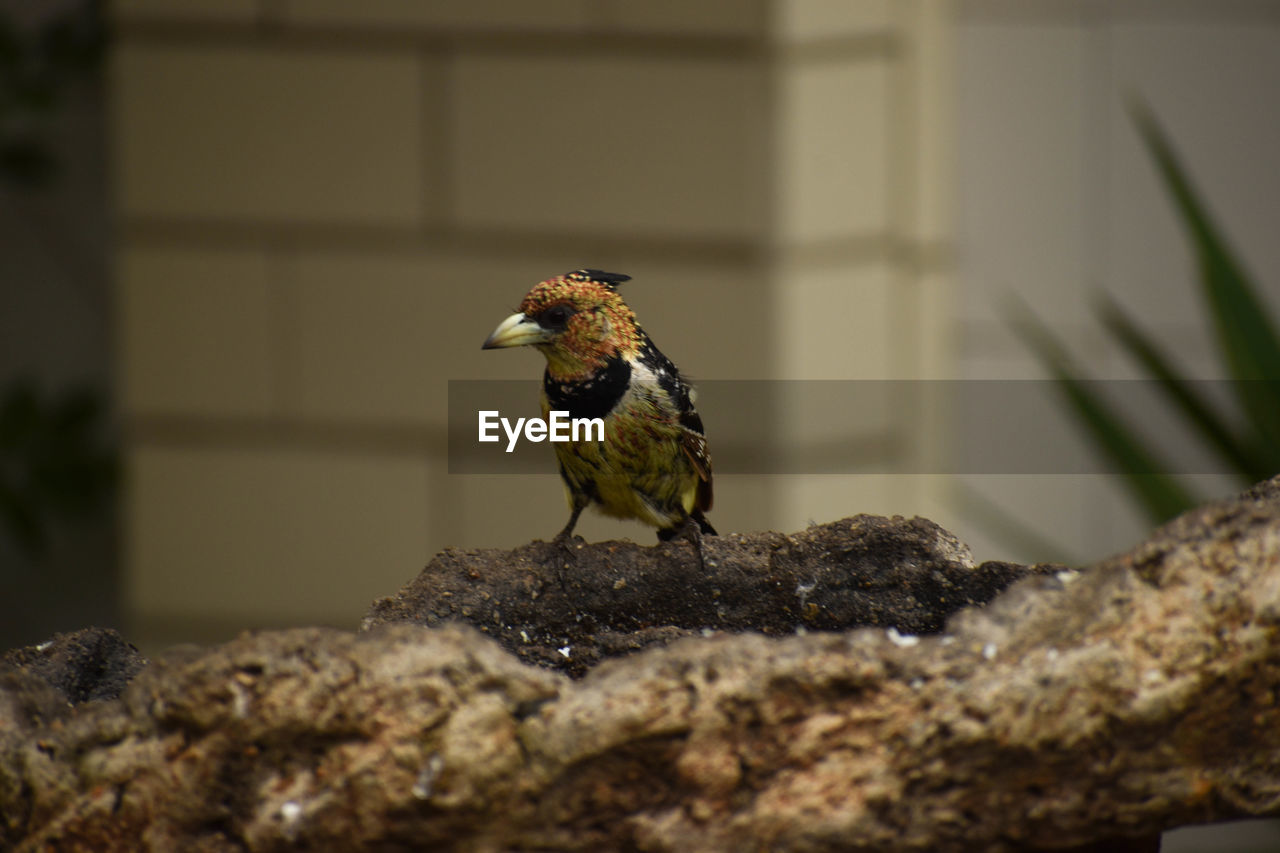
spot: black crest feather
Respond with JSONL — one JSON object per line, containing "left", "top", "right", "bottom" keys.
{"left": 569, "top": 269, "right": 631, "bottom": 290}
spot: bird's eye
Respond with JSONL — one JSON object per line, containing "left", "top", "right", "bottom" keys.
{"left": 538, "top": 304, "right": 575, "bottom": 331}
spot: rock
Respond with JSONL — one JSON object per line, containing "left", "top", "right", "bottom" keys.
{"left": 365, "top": 514, "right": 1055, "bottom": 675}
{"left": 2, "top": 480, "right": 1279, "bottom": 851}
{"left": 2, "top": 627, "right": 146, "bottom": 705}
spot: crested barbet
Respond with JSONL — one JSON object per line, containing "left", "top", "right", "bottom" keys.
{"left": 482, "top": 269, "right": 716, "bottom": 560}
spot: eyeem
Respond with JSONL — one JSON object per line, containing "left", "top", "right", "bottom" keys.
{"left": 478, "top": 410, "right": 605, "bottom": 453}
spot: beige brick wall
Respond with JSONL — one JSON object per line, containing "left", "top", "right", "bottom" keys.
{"left": 111, "top": 0, "right": 956, "bottom": 650}
{"left": 774, "top": 61, "right": 889, "bottom": 243}
{"left": 128, "top": 447, "right": 432, "bottom": 627}
{"left": 452, "top": 54, "right": 770, "bottom": 240}
{"left": 112, "top": 45, "right": 435, "bottom": 226}
{"left": 285, "top": 0, "right": 596, "bottom": 32}
{"left": 119, "top": 247, "right": 277, "bottom": 418}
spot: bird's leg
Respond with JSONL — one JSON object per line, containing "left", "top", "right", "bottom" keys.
{"left": 662, "top": 516, "right": 709, "bottom": 572}
{"left": 548, "top": 503, "right": 586, "bottom": 595}
{"left": 552, "top": 502, "right": 585, "bottom": 548}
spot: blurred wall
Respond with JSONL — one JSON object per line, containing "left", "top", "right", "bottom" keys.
{"left": 953, "top": 0, "right": 1280, "bottom": 565}
{"left": 110, "top": 1, "right": 954, "bottom": 650}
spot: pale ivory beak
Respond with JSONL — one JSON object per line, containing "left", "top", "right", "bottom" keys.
{"left": 482, "top": 313, "right": 550, "bottom": 349}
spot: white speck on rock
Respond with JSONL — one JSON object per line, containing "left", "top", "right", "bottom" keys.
{"left": 412, "top": 753, "right": 444, "bottom": 800}
{"left": 229, "top": 681, "right": 251, "bottom": 719}
{"left": 557, "top": 646, "right": 571, "bottom": 658}
{"left": 982, "top": 643, "right": 998, "bottom": 660}
{"left": 887, "top": 627, "right": 919, "bottom": 648}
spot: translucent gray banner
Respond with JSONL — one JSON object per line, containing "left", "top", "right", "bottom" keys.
{"left": 447, "top": 379, "right": 1279, "bottom": 475}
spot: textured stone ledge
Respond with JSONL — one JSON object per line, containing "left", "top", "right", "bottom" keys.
{"left": 3, "top": 479, "right": 1278, "bottom": 851}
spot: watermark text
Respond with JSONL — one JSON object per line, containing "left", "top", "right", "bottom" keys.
{"left": 478, "top": 410, "right": 604, "bottom": 452}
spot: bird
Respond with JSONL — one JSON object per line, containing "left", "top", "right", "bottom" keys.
{"left": 482, "top": 269, "right": 716, "bottom": 563}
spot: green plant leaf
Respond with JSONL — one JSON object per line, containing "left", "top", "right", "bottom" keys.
{"left": 1131, "top": 101, "right": 1280, "bottom": 457}
{"left": 0, "top": 479, "right": 48, "bottom": 557}
{"left": 41, "top": 2, "right": 106, "bottom": 75}
{"left": 0, "top": 379, "right": 40, "bottom": 447}
{"left": 1095, "top": 293, "right": 1280, "bottom": 479}
{"left": 0, "top": 378, "right": 117, "bottom": 558}
{"left": 0, "top": 136, "right": 58, "bottom": 188}
{"left": 1008, "top": 299, "right": 1200, "bottom": 523}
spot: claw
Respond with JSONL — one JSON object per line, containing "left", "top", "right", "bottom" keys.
{"left": 663, "top": 516, "right": 708, "bottom": 572}
{"left": 550, "top": 530, "right": 580, "bottom": 560}
{"left": 548, "top": 505, "right": 586, "bottom": 594}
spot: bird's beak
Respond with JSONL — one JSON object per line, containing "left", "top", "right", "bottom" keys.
{"left": 482, "top": 313, "right": 549, "bottom": 349}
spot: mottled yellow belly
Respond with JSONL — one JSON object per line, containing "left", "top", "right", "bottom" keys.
{"left": 551, "top": 408, "right": 698, "bottom": 530}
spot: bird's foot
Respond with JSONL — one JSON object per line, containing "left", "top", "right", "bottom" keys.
{"left": 545, "top": 532, "right": 582, "bottom": 594}
{"left": 550, "top": 530, "right": 582, "bottom": 559}
{"left": 549, "top": 505, "right": 586, "bottom": 561}
{"left": 667, "top": 517, "right": 709, "bottom": 572}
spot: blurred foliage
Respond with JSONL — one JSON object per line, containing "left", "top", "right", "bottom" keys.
{"left": 1010, "top": 104, "right": 1280, "bottom": 528}
{"left": 0, "top": 380, "right": 116, "bottom": 558}
{"left": 0, "top": 0, "right": 104, "bottom": 188}
{"left": 0, "top": 1, "right": 114, "bottom": 563}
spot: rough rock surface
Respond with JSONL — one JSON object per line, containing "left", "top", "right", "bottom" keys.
{"left": 2, "top": 627, "right": 146, "bottom": 705}
{"left": 365, "top": 515, "right": 1053, "bottom": 675}
{"left": 2, "top": 481, "right": 1279, "bottom": 851}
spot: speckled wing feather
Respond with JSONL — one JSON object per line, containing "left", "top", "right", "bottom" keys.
{"left": 679, "top": 409, "right": 713, "bottom": 512}
{"left": 637, "top": 337, "right": 714, "bottom": 512}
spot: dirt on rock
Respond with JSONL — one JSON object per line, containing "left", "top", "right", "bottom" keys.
{"left": 2, "top": 627, "right": 146, "bottom": 705}
{"left": 364, "top": 515, "right": 1058, "bottom": 676}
